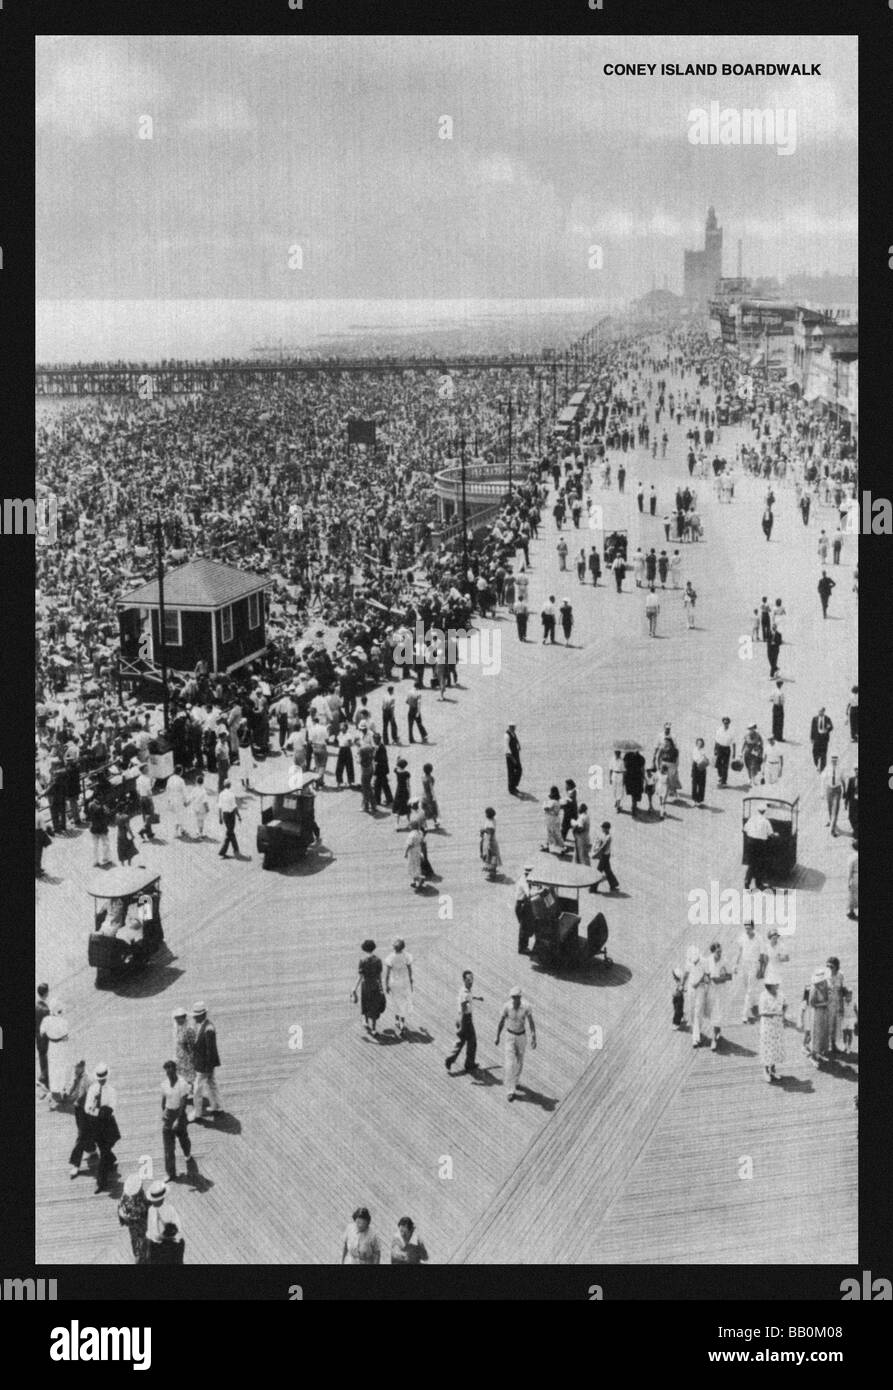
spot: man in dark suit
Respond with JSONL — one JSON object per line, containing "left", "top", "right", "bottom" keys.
{"left": 817, "top": 570, "right": 836, "bottom": 618}
{"left": 192, "top": 1002, "right": 223, "bottom": 1120}
{"left": 810, "top": 708, "right": 833, "bottom": 771}
{"left": 843, "top": 767, "right": 858, "bottom": 838}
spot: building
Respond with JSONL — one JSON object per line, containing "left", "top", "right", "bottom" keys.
{"left": 683, "top": 207, "right": 723, "bottom": 310}
{"left": 118, "top": 557, "right": 271, "bottom": 678}
{"left": 797, "top": 322, "right": 859, "bottom": 435}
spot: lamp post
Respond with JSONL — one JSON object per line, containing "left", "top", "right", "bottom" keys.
{"left": 154, "top": 512, "right": 170, "bottom": 732}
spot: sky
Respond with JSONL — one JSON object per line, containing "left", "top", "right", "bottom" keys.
{"left": 36, "top": 35, "right": 857, "bottom": 303}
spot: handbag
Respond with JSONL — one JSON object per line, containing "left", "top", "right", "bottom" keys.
{"left": 730, "top": 758, "right": 744, "bottom": 772}
{"left": 151, "top": 811, "right": 161, "bottom": 825}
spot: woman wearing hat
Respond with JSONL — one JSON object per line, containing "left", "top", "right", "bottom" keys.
{"left": 351, "top": 941, "right": 386, "bottom": 1034}
{"left": 479, "top": 806, "right": 502, "bottom": 881}
{"left": 404, "top": 823, "right": 426, "bottom": 892}
{"left": 384, "top": 939, "right": 414, "bottom": 1037}
{"left": 541, "top": 786, "right": 565, "bottom": 854}
{"left": 117, "top": 1174, "right": 150, "bottom": 1264}
{"left": 800, "top": 967, "right": 832, "bottom": 1068}
{"left": 41, "top": 1003, "right": 72, "bottom": 1109}
{"left": 757, "top": 971, "right": 787, "bottom": 1082}
{"left": 172, "top": 1009, "right": 196, "bottom": 1112}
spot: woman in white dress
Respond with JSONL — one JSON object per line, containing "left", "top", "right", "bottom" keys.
{"left": 541, "top": 787, "right": 566, "bottom": 854}
{"left": 384, "top": 938, "right": 414, "bottom": 1037}
{"left": 632, "top": 549, "right": 646, "bottom": 589}
{"left": 41, "top": 1003, "right": 72, "bottom": 1109}
{"left": 701, "top": 943, "right": 731, "bottom": 1051}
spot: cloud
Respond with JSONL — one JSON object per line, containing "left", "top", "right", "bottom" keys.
{"left": 37, "top": 38, "right": 167, "bottom": 139}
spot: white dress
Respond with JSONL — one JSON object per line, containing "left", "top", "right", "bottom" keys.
{"left": 42, "top": 1015, "right": 72, "bottom": 1095}
{"left": 385, "top": 951, "right": 414, "bottom": 1020}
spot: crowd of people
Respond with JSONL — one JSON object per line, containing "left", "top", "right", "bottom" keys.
{"left": 36, "top": 321, "right": 858, "bottom": 1261}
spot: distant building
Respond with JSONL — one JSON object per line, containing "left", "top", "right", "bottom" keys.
{"left": 683, "top": 207, "right": 723, "bottom": 310}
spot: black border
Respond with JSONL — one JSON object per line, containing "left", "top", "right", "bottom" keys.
{"left": 6, "top": 1, "right": 890, "bottom": 1321}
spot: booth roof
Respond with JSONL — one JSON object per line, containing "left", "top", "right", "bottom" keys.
{"left": 118, "top": 557, "right": 270, "bottom": 611}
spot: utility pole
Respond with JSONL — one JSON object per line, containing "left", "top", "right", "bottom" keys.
{"left": 155, "top": 512, "right": 170, "bottom": 732}
{"left": 460, "top": 433, "right": 469, "bottom": 582}
{"left": 537, "top": 373, "right": 542, "bottom": 456}
{"left": 507, "top": 395, "right": 513, "bottom": 500}
{"left": 552, "top": 361, "right": 557, "bottom": 415}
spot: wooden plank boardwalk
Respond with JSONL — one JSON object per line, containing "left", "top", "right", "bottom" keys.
{"left": 36, "top": 362, "right": 857, "bottom": 1265}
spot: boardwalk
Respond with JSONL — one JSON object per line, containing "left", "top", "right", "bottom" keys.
{"left": 36, "top": 366, "right": 857, "bottom": 1265}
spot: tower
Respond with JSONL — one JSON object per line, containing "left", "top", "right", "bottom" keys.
{"left": 704, "top": 206, "right": 723, "bottom": 296}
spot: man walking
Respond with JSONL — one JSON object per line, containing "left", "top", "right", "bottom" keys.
{"left": 505, "top": 724, "right": 523, "bottom": 795}
{"left": 592, "top": 821, "right": 620, "bottom": 893}
{"left": 770, "top": 681, "right": 785, "bottom": 741}
{"left": 381, "top": 687, "right": 399, "bottom": 745}
{"left": 541, "top": 596, "right": 557, "bottom": 644}
{"left": 372, "top": 733, "right": 393, "bottom": 807}
{"left": 515, "top": 866, "right": 535, "bottom": 955}
{"left": 821, "top": 754, "right": 844, "bottom": 835}
{"left": 636, "top": 482, "right": 644, "bottom": 513}
{"left": 406, "top": 687, "right": 428, "bottom": 743}
{"left": 817, "top": 569, "right": 836, "bottom": 618}
{"left": 495, "top": 987, "right": 537, "bottom": 1101}
{"left": 36, "top": 981, "right": 51, "bottom": 1094}
{"left": 648, "top": 484, "right": 657, "bottom": 516}
{"left": 742, "top": 802, "right": 776, "bottom": 891}
{"left": 217, "top": 780, "right": 241, "bottom": 858}
{"left": 191, "top": 1002, "right": 223, "bottom": 1120}
{"left": 587, "top": 546, "right": 601, "bottom": 587}
{"left": 86, "top": 796, "right": 112, "bottom": 868}
{"left": 160, "top": 1060, "right": 192, "bottom": 1182}
{"left": 713, "top": 717, "right": 735, "bottom": 787}
{"left": 645, "top": 586, "right": 660, "bottom": 637}
{"left": 445, "top": 970, "right": 483, "bottom": 1075}
{"left": 733, "top": 921, "right": 769, "bottom": 1023}
{"left": 513, "top": 598, "right": 529, "bottom": 641}
{"left": 85, "top": 1062, "right": 120, "bottom": 1194}
{"left": 810, "top": 707, "right": 833, "bottom": 771}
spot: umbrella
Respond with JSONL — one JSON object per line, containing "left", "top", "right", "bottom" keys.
{"left": 612, "top": 739, "right": 643, "bottom": 753}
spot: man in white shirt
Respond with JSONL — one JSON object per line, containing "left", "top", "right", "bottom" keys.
{"left": 496, "top": 988, "right": 537, "bottom": 1101}
{"left": 136, "top": 768, "right": 155, "bottom": 841}
{"left": 821, "top": 754, "right": 844, "bottom": 835}
{"left": 763, "top": 737, "right": 784, "bottom": 784}
{"left": 445, "top": 970, "right": 483, "bottom": 1074}
{"left": 733, "top": 922, "right": 769, "bottom": 1023}
{"left": 743, "top": 802, "right": 776, "bottom": 890}
{"left": 217, "top": 781, "right": 241, "bottom": 859}
{"left": 713, "top": 717, "right": 736, "bottom": 787}
{"left": 160, "top": 1060, "right": 192, "bottom": 1181}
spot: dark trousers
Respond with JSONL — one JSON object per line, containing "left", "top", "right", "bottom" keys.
{"left": 691, "top": 763, "right": 707, "bottom": 804}
{"left": 515, "top": 614, "right": 528, "bottom": 640}
{"left": 382, "top": 710, "right": 398, "bottom": 744}
{"left": 335, "top": 747, "right": 355, "bottom": 785}
{"left": 714, "top": 744, "right": 731, "bottom": 785}
{"left": 162, "top": 1111, "right": 192, "bottom": 1179}
{"left": 373, "top": 772, "right": 393, "bottom": 806}
{"left": 516, "top": 901, "right": 533, "bottom": 954}
{"left": 772, "top": 705, "right": 785, "bottom": 740}
{"left": 542, "top": 617, "right": 556, "bottom": 643}
{"left": 672, "top": 990, "right": 685, "bottom": 1026}
{"left": 597, "top": 854, "right": 619, "bottom": 891}
{"left": 744, "top": 841, "right": 765, "bottom": 889}
{"left": 506, "top": 756, "right": 522, "bottom": 793}
{"left": 37, "top": 1040, "right": 49, "bottom": 1090}
{"left": 219, "top": 811, "right": 240, "bottom": 857}
{"left": 446, "top": 1015, "right": 477, "bottom": 1070}
{"left": 360, "top": 770, "right": 374, "bottom": 811}
{"left": 407, "top": 709, "right": 427, "bottom": 741}
{"left": 95, "top": 1140, "right": 117, "bottom": 1191}
{"left": 812, "top": 740, "right": 829, "bottom": 771}
{"left": 68, "top": 1107, "right": 95, "bottom": 1167}
{"left": 613, "top": 569, "right": 623, "bottom": 592}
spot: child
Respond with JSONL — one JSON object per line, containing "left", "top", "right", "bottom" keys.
{"left": 655, "top": 763, "right": 670, "bottom": 819}
{"left": 644, "top": 765, "right": 656, "bottom": 814}
{"left": 672, "top": 968, "right": 685, "bottom": 1029}
{"left": 191, "top": 773, "right": 211, "bottom": 840}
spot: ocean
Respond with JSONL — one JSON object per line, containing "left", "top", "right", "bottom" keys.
{"left": 35, "top": 297, "right": 624, "bottom": 367}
